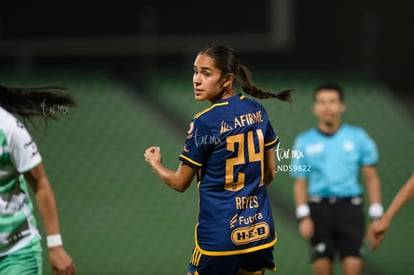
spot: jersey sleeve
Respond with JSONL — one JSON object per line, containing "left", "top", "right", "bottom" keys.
{"left": 263, "top": 109, "right": 279, "bottom": 150}
{"left": 9, "top": 119, "right": 42, "bottom": 173}
{"left": 179, "top": 118, "right": 210, "bottom": 169}
{"left": 359, "top": 129, "right": 379, "bottom": 166}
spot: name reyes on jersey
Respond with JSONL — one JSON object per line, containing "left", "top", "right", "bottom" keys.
{"left": 235, "top": 195, "right": 258, "bottom": 209}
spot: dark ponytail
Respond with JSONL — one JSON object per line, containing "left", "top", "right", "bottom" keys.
{"left": 0, "top": 85, "right": 77, "bottom": 121}
{"left": 237, "top": 65, "right": 292, "bottom": 102}
{"left": 199, "top": 43, "right": 293, "bottom": 103}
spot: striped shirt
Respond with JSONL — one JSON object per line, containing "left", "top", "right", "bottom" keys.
{"left": 0, "top": 107, "right": 42, "bottom": 256}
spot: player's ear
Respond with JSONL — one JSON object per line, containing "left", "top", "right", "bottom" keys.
{"left": 222, "top": 74, "right": 234, "bottom": 89}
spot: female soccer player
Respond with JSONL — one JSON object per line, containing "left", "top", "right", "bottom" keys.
{"left": 0, "top": 85, "right": 76, "bottom": 274}
{"left": 369, "top": 172, "right": 414, "bottom": 250}
{"left": 144, "top": 43, "right": 291, "bottom": 275}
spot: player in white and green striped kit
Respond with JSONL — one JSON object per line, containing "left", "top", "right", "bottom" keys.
{"left": 0, "top": 85, "right": 76, "bottom": 274}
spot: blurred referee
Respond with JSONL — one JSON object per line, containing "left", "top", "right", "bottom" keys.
{"left": 290, "top": 84, "right": 382, "bottom": 275}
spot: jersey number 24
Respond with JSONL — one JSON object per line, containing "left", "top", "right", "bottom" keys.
{"left": 225, "top": 129, "right": 264, "bottom": 191}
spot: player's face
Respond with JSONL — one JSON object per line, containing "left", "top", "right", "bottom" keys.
{"left": 313, "top": 89, "right": 345, "bottom": 125}
{"left": 193, "top": 53, "right": 233, "bottom": 103}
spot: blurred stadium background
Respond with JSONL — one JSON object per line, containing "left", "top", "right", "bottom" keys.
{"left": 0, "top": 1, "right": 413, "bottom": 274}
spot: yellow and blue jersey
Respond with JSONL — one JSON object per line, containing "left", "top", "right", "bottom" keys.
{"left": 290, "top": 124, "right": 379, "bottom": 197}
{"left": 179, "top": 94, "right": 278, "bottom": 256}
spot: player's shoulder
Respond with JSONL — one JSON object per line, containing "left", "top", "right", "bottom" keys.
{"left": 0, "top": 107, "right": 12, "bottom": 120}
{"left": 193, "top": 94, "right": 250, "bottom": 119}
{"left": 194, "top": 101, "right": 228, "bottom": 120}
{"left": 189, "top": 102, "right": 229, "bottom": 134}
{"left": 0, "top": 107, "right": 19, "bottom": 133}
{"left": 239, "top": 94, "right": 266, "bottom": 109}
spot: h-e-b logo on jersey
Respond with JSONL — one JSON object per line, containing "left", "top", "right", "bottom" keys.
{"left": 231, "top": 222, "right": 270, "bottom": 245}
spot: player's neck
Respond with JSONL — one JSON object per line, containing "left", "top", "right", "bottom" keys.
{"left": 209, "top": 89, "right": 235, "bottom": 104}
{"left": 318, "top": 121, "right": 341, "bottom": 135}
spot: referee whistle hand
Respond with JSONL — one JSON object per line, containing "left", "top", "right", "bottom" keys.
{"left": 299, "top": 217, "right": 314, "bottom": 240}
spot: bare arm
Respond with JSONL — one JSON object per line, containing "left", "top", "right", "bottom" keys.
{"left": 362, "top": 165, "right": 383, "bottom": 249}
{"left": 362, "top": 165, "right": 382, "bottom": 206}
{"left": 293, "top": 177, "right": 313, "bottom": 240}
{"left": 369, "top": 173, "right": 414, "bottom": 250}
{"left": 382, "top": 173, "right": 414, "bottom": 223}
{"left": 294, "top": 178, "right": 308, "bottom": 206}
{"left": 144, "top": 146, "right": 196, "bottom": 192}
{"left": 263, "top": 148, "right": 275, "bottom": 186}
{"left": 24, "top": 164, "right": 60, "bottom": 236}
{"left": 24, "top": 163, "right": 75, "bottom": 275}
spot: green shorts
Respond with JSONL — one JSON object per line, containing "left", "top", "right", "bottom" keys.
{"left": 0, "top": 239, "right": 43, "bottom": 275}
